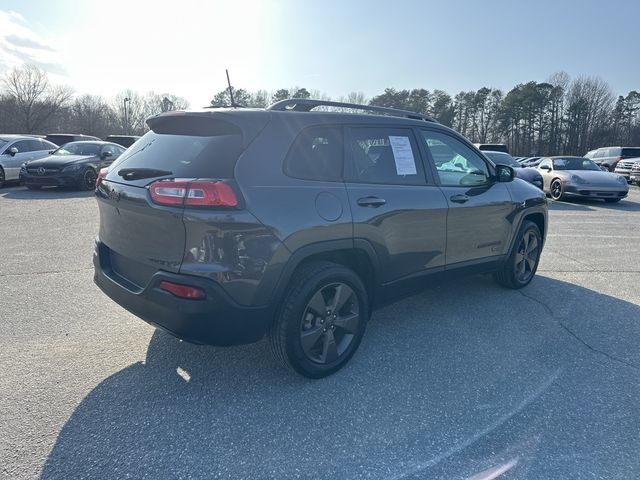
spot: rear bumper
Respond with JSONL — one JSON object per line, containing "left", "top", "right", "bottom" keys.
{"left": 93, "top": 241, "right": 273, "bottom": 346}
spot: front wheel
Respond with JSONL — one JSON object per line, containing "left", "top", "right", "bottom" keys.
{"left": 494, "top": 220, "right": 542, "bottom": 289}
{"left": 0, "top": 167, "right": 5, "bottom": 188}
{"left": 79, "top": 168, "right": 97, "bottom": 191}
{"left": 269, "top": 261, "right": 369, "bottom": 378}
{"left": 550, "top": 179, "right": 564, "bottom": 201}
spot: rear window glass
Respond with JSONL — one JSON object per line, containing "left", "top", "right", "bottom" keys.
{"left": 621, "top": 148, "right": 640, "bottom": 158}
{"left": 106, "top": 130, "right": 243, "bottom": 185}
{"left": 284, "top": 126, "right": 343, "bottom": 181}
{"left": 45, "top": 135, "right": 75, "bottom": 146}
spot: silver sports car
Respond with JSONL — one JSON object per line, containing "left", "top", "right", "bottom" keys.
{"left": 537, "top": 156, "right": 629, "bottom": 203}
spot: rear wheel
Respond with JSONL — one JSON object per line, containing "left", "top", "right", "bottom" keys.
{"left": 269, "top": 261, "right": 369, "bottom": 378}
{"left": 550, "top": 179, "right": 564, "bottom": 201}
{"left": 494, "top": 220, "right": 542, "bottom": 289}
{"left": 79, "top": 168, "right": 97, "bottom": 191}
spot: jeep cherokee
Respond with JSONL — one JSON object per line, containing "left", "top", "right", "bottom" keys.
{"left": 94, "top": 99, "right": 547, "bottom": 378}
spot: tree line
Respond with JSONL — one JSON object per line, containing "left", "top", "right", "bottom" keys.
{"left": 2, "top": 64, "right": 639, "bottom": 156}
{"left": 0, "top": 64, "right": 189, "bottom": 139}
{"left": 211, "top": 73, "right": 640, "bottom": 156}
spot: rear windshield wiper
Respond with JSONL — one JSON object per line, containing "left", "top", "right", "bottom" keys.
{"left": 117, "top": 168, "right": 173, "bottom": 180}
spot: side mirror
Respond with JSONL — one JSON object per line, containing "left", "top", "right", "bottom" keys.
{"left": 539, "top": 165, "right": 551, "bottom": 171}
{"left": 496, "top": 164, "right": 515, "bottom": 182}
{"left": 8, "top": 147, "right": 18, "bottom": 156}
{"left": 101, "top": 151, "right": 113, "bottom": 159}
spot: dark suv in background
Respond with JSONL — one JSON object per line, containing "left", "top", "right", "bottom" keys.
{"left": 585, "top": 146, "right": 640, "bottom": 172}
{"left": 94, "top": 99, "right": 548, "bottom": 378}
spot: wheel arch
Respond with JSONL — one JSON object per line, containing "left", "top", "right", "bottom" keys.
{"left": 270, "top": 239, "right": 379, "bottom": 309}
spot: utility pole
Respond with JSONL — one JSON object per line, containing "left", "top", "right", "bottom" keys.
{"left": 123, "top": 97, "right": 130, "bottom": 134}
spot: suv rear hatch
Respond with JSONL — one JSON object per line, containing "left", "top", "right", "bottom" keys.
{"left": 96, "top": 110, "right": 269, "bottom": 289}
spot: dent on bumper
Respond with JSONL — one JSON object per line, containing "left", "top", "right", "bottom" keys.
{"left": 93, "top": 243, "right": 274, "bottom": 346}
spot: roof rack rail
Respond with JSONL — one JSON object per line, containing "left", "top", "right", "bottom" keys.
{"left": 266, "top": 98, "right": 436, "bottom": 122}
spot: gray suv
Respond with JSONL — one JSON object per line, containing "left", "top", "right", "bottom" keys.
{"left": 94, "top": 99, "right": 548, "bottom": 378}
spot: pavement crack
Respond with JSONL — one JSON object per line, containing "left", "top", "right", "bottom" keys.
{"left": 518, "top": 290, "right": 639, "bottom": 371}
{"left": 0, "top": 267, "right": 93, "bottom": 278}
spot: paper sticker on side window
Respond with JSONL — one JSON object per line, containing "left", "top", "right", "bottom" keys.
{"left": 388, "top": 136, "right": 417, "bottom": 175}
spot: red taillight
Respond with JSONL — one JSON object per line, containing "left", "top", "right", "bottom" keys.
{"left": 96, "top": 168, "right": 108, "bottom": 188}
{"left": 149, "top": 180, "right": 189, "bottom": 206}
{"left": 159, "top": 281, "right": 206, "bottom": 300}
{"left": 148, "top": 179, "right": 238, "bottom": 207}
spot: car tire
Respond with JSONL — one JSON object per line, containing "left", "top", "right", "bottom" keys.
{"left": 0, "top": 167, "right": 5, "bottom": 188}
{"left": 78, "top": 168, "right": 97, "bottom": 191}
{"left": 549, "top": 179, "right": 564, "bottom": 201}
{"left": 494, "top": 220, "right": 542, "bottom": 289}
{"left": 268, "top": 261, "right": 369, "bottom": 378}
{"left": 604, "top": 198, "right": 621, "bottom": 203}
{"left": 26, "top": 185, "right": 42, "bottom": 190}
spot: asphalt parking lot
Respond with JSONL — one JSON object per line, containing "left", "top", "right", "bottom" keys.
{"left": 1, "top": 185, "right": 639, "bottom": 480}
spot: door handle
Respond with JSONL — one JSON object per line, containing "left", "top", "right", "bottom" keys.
{"left": 450, "top": 194, "right": 469, "bottom": 204}
{"left": 357, "top": 196, "right": 386, "bottom": 207}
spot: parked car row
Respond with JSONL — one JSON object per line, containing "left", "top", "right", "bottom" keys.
{"left": 0, "top": 133, "right": 140, "bottom": 189}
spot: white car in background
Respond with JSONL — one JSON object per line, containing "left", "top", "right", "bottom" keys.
{"left": 614, "top": 156, "right": 640, "bottom": 181}
{"left": 630, "top": 160, "right": 640, "bottom": 186}
{"left": 0, "top": 135, "right": 58, "bottom": 188}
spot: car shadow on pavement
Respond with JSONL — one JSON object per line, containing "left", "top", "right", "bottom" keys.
{"left": 40, "top": 275, "right": 640, "bottom": 479}
{"left": 0, "top": 187, "right": 94, "bottom": 200}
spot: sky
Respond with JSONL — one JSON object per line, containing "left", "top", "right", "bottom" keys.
{"left": 0, "top": 0, "right": 639, "bottom": 108}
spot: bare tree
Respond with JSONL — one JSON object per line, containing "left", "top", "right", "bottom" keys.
{"left": 70, "top": 94, "right": 117, "bottom": 138}
{"left": 2, "top": 64, "right": 73, "bottom": 133}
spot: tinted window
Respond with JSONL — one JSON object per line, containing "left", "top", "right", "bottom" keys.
{"left": 284, "top": 126, "right": 343, "bottom": 181}
{"left": 107, "top": 129, "right": 243, "bottom": 186}
{"left": 621, "top": 148, "right": 640, "bottom": 158}
{"left": 552, "top": 158, "right": 600, "bottom": 171}
{"left": 483, "top": 151, "right": 520, "bottom": 167}
{"left": 538, "top": 158, "right": 552, "bottom": 169}
{"left": 13, "top": 140, "right": 33, "bottom": 153}
{"left": 422, "top": 130, "right": 490, "bottom": 186}
{"left": 54, "top": 142, "right": 101, "bottom": 156}
{"left": 39, "top": 139, "right": 57, "bottom": 151}
{"left": 347, "top": 127, "right": 424, "bottom": 185}
{"left": 606, "top": 147, "right": 621, "bottom": 157}
{"left": 27, "top": 140, "right": 44, "bottom": 151}
{"left": 45, "top": 135, "right": 75, "bottom": 146}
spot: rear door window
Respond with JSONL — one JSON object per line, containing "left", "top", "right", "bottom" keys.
{"left": 346, "top": 127, "right": 425, "bottom": 185}
{"left": 106, "top": 118, "right": 243, "bottom": 187}
{"left": 284, "top": 126, "right": 343, "bottom": 181}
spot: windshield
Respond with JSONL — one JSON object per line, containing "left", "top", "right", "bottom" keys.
{"left": 0, "top": 140, "right": 8, "bottom": 151}
{"left": 553, "top": 157, "right": 601, "bottom": 171}
{"left": 483, "top": 151, "right": 521, "bottom": 167}
{"left": 53, "top": 142, "right": 101, "bottom": 156}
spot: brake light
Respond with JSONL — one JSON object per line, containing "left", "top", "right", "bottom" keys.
{"left": 96, "top": 168, "right": 108, "bottom": 188}
{"left": 149, "top": 180, "right": 189, "bottom": 206}
{"left": 159, "top": 281, "right": 206, "bottom": 300}
{"left": 148, "top": 180, "right": 238, "bottom": 207}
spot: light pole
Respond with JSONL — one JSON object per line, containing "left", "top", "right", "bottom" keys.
{"left": 123, "top": 97, "right": 131, "bottom": 134}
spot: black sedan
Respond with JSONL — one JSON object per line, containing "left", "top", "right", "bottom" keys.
{"left": 20, "top": 141, "right": 125, "bottom": 190}
{"left": 482, "top": 151, "right": 543, "bottom": 189}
